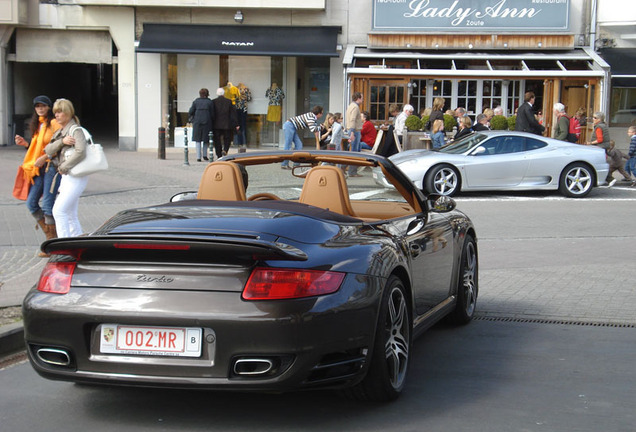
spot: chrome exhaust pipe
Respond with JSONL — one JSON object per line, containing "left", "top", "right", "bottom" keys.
{"left": 36, "top": 348, "right": 71, "bottom": 367}
{"left": 233, "top": 358, "right": 274, "bottom": 376}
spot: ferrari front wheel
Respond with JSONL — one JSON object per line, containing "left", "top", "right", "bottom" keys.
{"left": 425, "top": 164, "right": 460, "bottom": 197}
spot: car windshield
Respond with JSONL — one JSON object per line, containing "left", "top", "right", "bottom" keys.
{"left": 244, "top": 161, "right": 408, "bottom": 203}
{"left": 437, "top": 133, "right": 488, "bottom": 154}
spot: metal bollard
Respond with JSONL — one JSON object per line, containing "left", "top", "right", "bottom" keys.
{"left": 208, "top": 131, "right": 214, "bottom": 162}
{"left": 183, "top": 127, "right": 190, "bottom": 166}
{"left": 158, "top": 127, "right": 166, "bottom": 160}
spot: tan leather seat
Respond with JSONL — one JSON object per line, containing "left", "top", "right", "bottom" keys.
{"left": 197, "top": 161, "right": 247, "bottom": 201}
{"left": 299, "top": 165, "right": 356, "bottom": 217}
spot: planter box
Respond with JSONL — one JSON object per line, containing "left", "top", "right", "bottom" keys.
{"left": 403, "top": 130, "right": 431, "bottom": 150}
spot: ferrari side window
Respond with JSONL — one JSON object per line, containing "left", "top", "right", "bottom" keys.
{"left": 526, "top": 137, "right": 548, "bottom": 151}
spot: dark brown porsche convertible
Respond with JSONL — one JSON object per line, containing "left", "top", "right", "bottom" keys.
{"left": 23, "top": 151, "right": 478, "bottom": 401}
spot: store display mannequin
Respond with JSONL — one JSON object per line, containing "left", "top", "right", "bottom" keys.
{"left": 235, "top": 82, "right": 252, "bottom": 146}
{"left": 224, "top": 81, "right": 240, "bottom": 106}
{"left": 265, "top": 82, "right": 285, "bottom": 124}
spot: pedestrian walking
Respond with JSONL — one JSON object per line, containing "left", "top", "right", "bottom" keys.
{"left": 623, "top": 125, "right": 636, "bottom": 185}
{"left": 586, "top": 112, "right": 611, "bottom": 149}
{"left": 188, "top": 88, "right": 215, "bottom": 162}
{"left": 212, "top": 87, "right": 239, "bottom": 159}
{"left": 606, "top": 140, "right": 631, "bottom": 186}
{"left": 552, "top": 103, "right": 570, "bottom": 142}
{"left": 13, "top": 95, "right": 61, "bottom": 256}
{"left": 44, "top": 98, "right": 88, "bottom": 238}
{"left": 345, "top": 92, "right": 364, "bottom": 176}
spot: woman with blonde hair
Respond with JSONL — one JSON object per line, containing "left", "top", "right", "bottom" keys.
{"left": 429, "top": 97, "right": 445, "bottom": 128}
{"left": 454, "top": 115, "right": 473, "bottom": 141}
{"left": 431, "top": 119, "right": 446, "bottom": 149}
{"left": 318, "top": 112, "right": 335, "bottom": 149}
{"left": 44, "top": 98, "right": 88, "bottom": 238}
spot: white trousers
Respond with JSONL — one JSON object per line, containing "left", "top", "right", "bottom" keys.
{"left": 53, "top": 174, "right": 88, "bottom": 238}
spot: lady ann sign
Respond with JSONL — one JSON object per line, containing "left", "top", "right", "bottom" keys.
{"left": 373, "top": 0, "right": 570, "bottom": 31}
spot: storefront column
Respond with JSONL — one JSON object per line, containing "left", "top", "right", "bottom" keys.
{"left": 0, "top": 26, "right": 13, "bottom": 146}
{"left": 136, "top": 53, "right": 162, "bottom": 150}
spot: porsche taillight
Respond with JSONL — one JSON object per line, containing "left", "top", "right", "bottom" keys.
{"left": 37, "top": 262, "right": 76, "bottom": 294}
{"left": 242, "top": 267, "right": 345, "bottom": 300}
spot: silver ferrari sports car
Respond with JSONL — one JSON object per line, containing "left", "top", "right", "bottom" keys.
{"left": 377, "top": 131, "right": 609, "bottom": 198}
{"left": 23, "top": 151, "right": 478, "bottom": 402}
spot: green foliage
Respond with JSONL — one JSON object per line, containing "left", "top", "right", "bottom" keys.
{"left": 443, "top": 114, "right": 457, "bottom": 132}
{"left": 421, "top": 115, "right": 430, "bottom": 130}
{"left": 405, "top": 115, "right": 423, "bottom": 131}
{"left": 507, "top": 115, "right": 516, "bottom": 131}
{"left": 490, "top": 115, "right": 509, "bottom": 130}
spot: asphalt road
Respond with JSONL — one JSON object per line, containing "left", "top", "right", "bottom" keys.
{"left": 1, "top": 320, "right": 634, "bottom": 432}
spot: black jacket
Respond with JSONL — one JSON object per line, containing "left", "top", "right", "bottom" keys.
{"left": 188, "top": 98, "right": 215, "bottom": 142}
{"left": 515, "top": 102, "right": 545, "bottom": 135}
{"left": 213, "top": 96, "right": 238, "bottom": 130}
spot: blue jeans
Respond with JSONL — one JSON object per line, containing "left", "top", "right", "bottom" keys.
{"left": 625, "top": 157, "right": 636, "bottom": 178}
{"left": 26, "top": 166, "right": 60, "bottom": 223}
{"left": 282, "top": 121, "right": 303, "bottom": 167}
{"left": 347, "top": 130, "right": 361, "bottom": 175}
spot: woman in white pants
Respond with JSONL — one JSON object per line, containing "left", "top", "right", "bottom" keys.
{"left": 44, "top": 99, "right": 88, "bottom": 238}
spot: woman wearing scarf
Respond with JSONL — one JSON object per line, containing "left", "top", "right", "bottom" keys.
{"left": 14, "top": 95, "right": 60, "bottom": 256}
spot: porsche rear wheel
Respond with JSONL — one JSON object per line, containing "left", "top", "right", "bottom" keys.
{"left": 449, "top": 234, "right": 478, "bottom": 325}
{"left": 425, "top": 164, "right": 460, "bottom": 197}
{"left": 348, "top": 276, "right": 411, "bottom": 401}
{"left": 559, "top": 163, "right": 594, "bottom": 198}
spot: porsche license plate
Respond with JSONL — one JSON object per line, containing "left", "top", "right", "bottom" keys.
{"left": 100, "top": 324, "right": 202, "bottom": 357}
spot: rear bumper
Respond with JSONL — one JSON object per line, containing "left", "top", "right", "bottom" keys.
{"left": 23, "top": 275, "right": 382, "bottom": 391}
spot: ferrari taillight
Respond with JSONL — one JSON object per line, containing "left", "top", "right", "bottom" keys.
{"left": 37, "top": 262, "right": 76, "bottom": 294}
{"left": 243, "top": 267, "right": 345, "bottom": 300}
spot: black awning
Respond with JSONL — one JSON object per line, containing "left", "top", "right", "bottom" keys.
{"left": 600, "top": 48, "right": 636, "bottom": 87}
{"left": 137, "top": 24, "right": 341, "bottom": 57}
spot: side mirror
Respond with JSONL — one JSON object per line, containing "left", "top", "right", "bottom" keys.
{"left": 428, "top": 195, "right": 456, "bottom": 213}
{"left": 473, "top": 146, "right": 487, "bottom": 155}
{"left": 170, "top": 191, "right": 198, "bottom": 202}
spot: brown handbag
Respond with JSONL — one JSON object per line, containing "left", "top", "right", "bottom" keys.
{"left": 12, "top": 166, "right": 30, "bottom": 201}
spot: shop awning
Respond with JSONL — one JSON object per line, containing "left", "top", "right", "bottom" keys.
{"left": 137, "top": 24, "right": 341, "bottom": 57}
{"left": 599, "top": 48, "right": 636, "bottom": 87}
{"left": 344, "top": 46, "right": 609, "bottom": 79}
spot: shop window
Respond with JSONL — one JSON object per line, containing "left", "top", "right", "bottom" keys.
{"left": 482, "top": 80, "right": 502, "bottom": 112}
{"left": 610, "top": 87, "right": 636, "bottom": 125}
{"left": 456, "top": 80, "right": 477, "bottom": 116}
{"left": 369, "top": 81, "right": 406, "bottom": 122}
{"left": 507, "top": 80, "right": 522, "bottom": 116}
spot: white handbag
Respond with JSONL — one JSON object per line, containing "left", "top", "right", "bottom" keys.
{"left": 66, "top": 126, "right": 109, "bottom": 177}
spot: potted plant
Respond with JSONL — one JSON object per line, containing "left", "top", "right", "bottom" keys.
{"left": 507, "top": 115, "right": 516, "bottom": 131}
{"left": 405, "top": 115, "right": 423, "bottom": 131}
{"left": 490, "top": 115, "right": 509, "bottom": 130}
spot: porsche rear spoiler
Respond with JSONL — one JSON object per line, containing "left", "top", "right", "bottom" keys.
{"left": 41, "top": 235, "right": 308, "bottom": 262}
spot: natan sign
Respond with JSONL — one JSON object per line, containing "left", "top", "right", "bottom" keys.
{"left": 373, "top": 0, "right": 570, "bottom": 32}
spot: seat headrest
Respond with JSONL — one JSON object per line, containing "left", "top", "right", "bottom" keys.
{"left": 197, "top": 161, "right": 247, "bottom": 201}
{"left": 299, "top": 165, "right": 356, "bottom": 217}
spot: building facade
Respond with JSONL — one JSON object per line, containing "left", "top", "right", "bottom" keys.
{"left": 0, "top": 0, "right": 621, "bottom": 150}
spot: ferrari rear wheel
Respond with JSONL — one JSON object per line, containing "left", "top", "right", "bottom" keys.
{"left": 559, "top": 163, "right": 594, "bottom": 198}
{"left": 449, "top": 234, "right": 478, "bottom": 325}
{"left": 347, "top": 276, "right": 411, "bottom": 401}
{"left": 425, "top": 164, "right": 460, "bottom": 197}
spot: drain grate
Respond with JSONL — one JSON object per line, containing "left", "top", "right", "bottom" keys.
{"left": 473, "top": 315, "right": 636, "bottom": 328}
